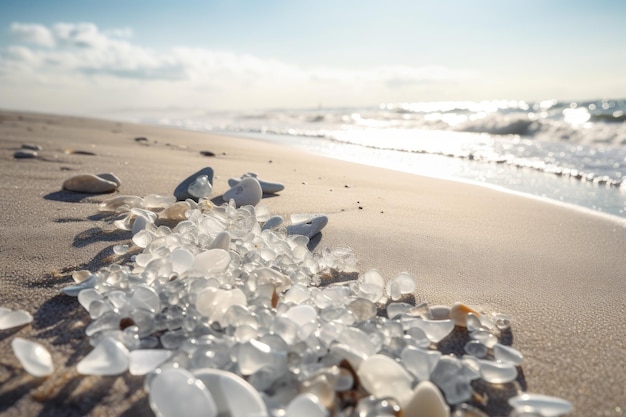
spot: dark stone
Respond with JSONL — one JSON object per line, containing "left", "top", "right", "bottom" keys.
{"left": 199, "top": 150, "right": 216, "bottom": 157}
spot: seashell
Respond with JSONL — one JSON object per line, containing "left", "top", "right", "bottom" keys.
{"left": 62, "top": 174, "right": 118, "bottom": 193}
{"left": 174, "top": 167, "right": 214, "bottom": 201}
{"left": 223, "top": 177, "right": 263, "bottom": 207}
{"left": 450, "top": 302, "right": 480, "bottom": 327}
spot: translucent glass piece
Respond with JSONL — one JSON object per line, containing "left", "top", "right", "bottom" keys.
{"left": 0, "top": 309, "right": 33, "bottom": 329}
{"left": 407, "top": 318, "right": 455, "bottom": 343}
{"left": 479, "top": 359, "right": 518, "bottom": 384}
{"left": 11, "top": 337, "right": 54, "bottom": 377}
{"left": 129, "top": 349, "right": 173, "bottom": 375}
{"left": 464, "top": 340, "right": 488, "bottom": 358}
{"left": 188, "top": 175, "right": 213, "bottom": 199}
{"left": 401, "top": 346, "right": 441, "bottom": 381}
{"left": 149, "top": 368, "right": 217, "bottom": 417}
{"left": 357, "top": 354, "right": 413, "bottom": 406}
{"left": 493, "top": 343, "right": 524, "bottom": 365}
{"left": 430, "top": 356, "right": 472, "bottom": 405}
{"left": 77, "top": 336, "right": 129, "bottom": 376}
{"left": 508, "top": 393, "right": 573, "bottom": 417}
{"left": 285, "top": 393, "right": 328, "bottom": 417}
{"left": 194, "top": 367, "right": 269, "bottom": 417}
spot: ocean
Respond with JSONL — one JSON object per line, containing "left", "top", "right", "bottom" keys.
{"left": 112, "top": 98, "right": 626, "bottom": 220}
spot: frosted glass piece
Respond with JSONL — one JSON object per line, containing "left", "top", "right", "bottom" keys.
{"left": 508, "top": 393, "right": 573, "bottom": 417}
{"left": 11, "top": 337, "right": 54, "bottom": 377}
{"left": 401, "top": 346, "right": 441, "bottom": 382}
{"left": 77, "top": 336, "right": 129, "bottom": 376}
{"left": 357, "top": 354, "right": 413, "bottom": 406}
{"left": 194, "top": 367, "right": 269, "bottom": 417}
{"left": 129, "top": 349, "right": 173, "bottom": 375}
{"left": 149, "top": 368, "right": 217, "bottom": 417}
{"left": 0, "top": 309, "right": 33, "bottom": 329}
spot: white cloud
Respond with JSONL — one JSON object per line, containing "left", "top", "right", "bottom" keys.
{"left": 0, "top": 21, "right": 477, "bottom": 112}
{"left": 9, "top": 23, "right": 55, "bottom": 47}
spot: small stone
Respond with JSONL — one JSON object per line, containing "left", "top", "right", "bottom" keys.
{"left": 96, "top": 173, "right": 122, "bottom": 187}
{"left": 223, "top": 177, "right": 263, "bottom": 207}
{"left": 174, "top": 167, "right": 214, "bottom": 201}
{"left": 76, "top": 336, "right": 130, "bottom": 376}
{"left": 404, "top": 381, "right": 449, "bottom": 417}
{"left": 229, "top": 173, "right": 285, "bottom": 194}
{"left": 14, "top": 150, "right": 38, "bottom": 159}
{"left": 0, "top": 309, "right": 33, "bottom": 330}
{"left": 62, "top": 174, "right": 118, "bottom": 193}
{"left": 199, "top": 150, "right": 216, "bottom": 157}
{"left": 149, "top": 368, "right": 217, "bottom": 417}
{"left": 21, "top": 143, "right": 43, "bottom": 151}
{"left": 261, "top": 215, "right": 284, "bottom": 231}
{"left": 286, "top": 214, "right": 328, "bottom": 238}
{"left": 11, "top": 338, "right": 54, "bottom": 377}
{"left": 508, "top": 393, "right": 573, "bottom": 417}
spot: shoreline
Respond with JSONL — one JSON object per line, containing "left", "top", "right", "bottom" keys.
{"left": 1, "top": 110, "right": 625, "bottom": 417}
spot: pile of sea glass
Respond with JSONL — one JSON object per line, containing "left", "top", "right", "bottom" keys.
{"left": 7, "top": 181, "right": 573, "bottom": 417}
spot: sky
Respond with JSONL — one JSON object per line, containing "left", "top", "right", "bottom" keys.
{"left": 0, "top": 0, "right": 625, "bottom": 115}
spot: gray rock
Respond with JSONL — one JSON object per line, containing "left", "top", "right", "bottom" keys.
{"left": 21, "top": 144, "right": 43, "bottom": 151}
{"left": 223, "top": 177, "right": 262, "bottom": 207}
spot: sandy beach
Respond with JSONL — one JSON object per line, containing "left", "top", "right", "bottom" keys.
{"left": 1, "top": 110, "right": 624, "bottom": 417}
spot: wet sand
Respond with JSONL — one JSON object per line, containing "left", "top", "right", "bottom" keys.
{"left": 0, "top": 110, "right": 624, "bottom": 417}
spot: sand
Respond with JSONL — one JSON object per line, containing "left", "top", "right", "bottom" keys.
{"left": 0, "top": 110, "right": 624, "bottom": 417}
